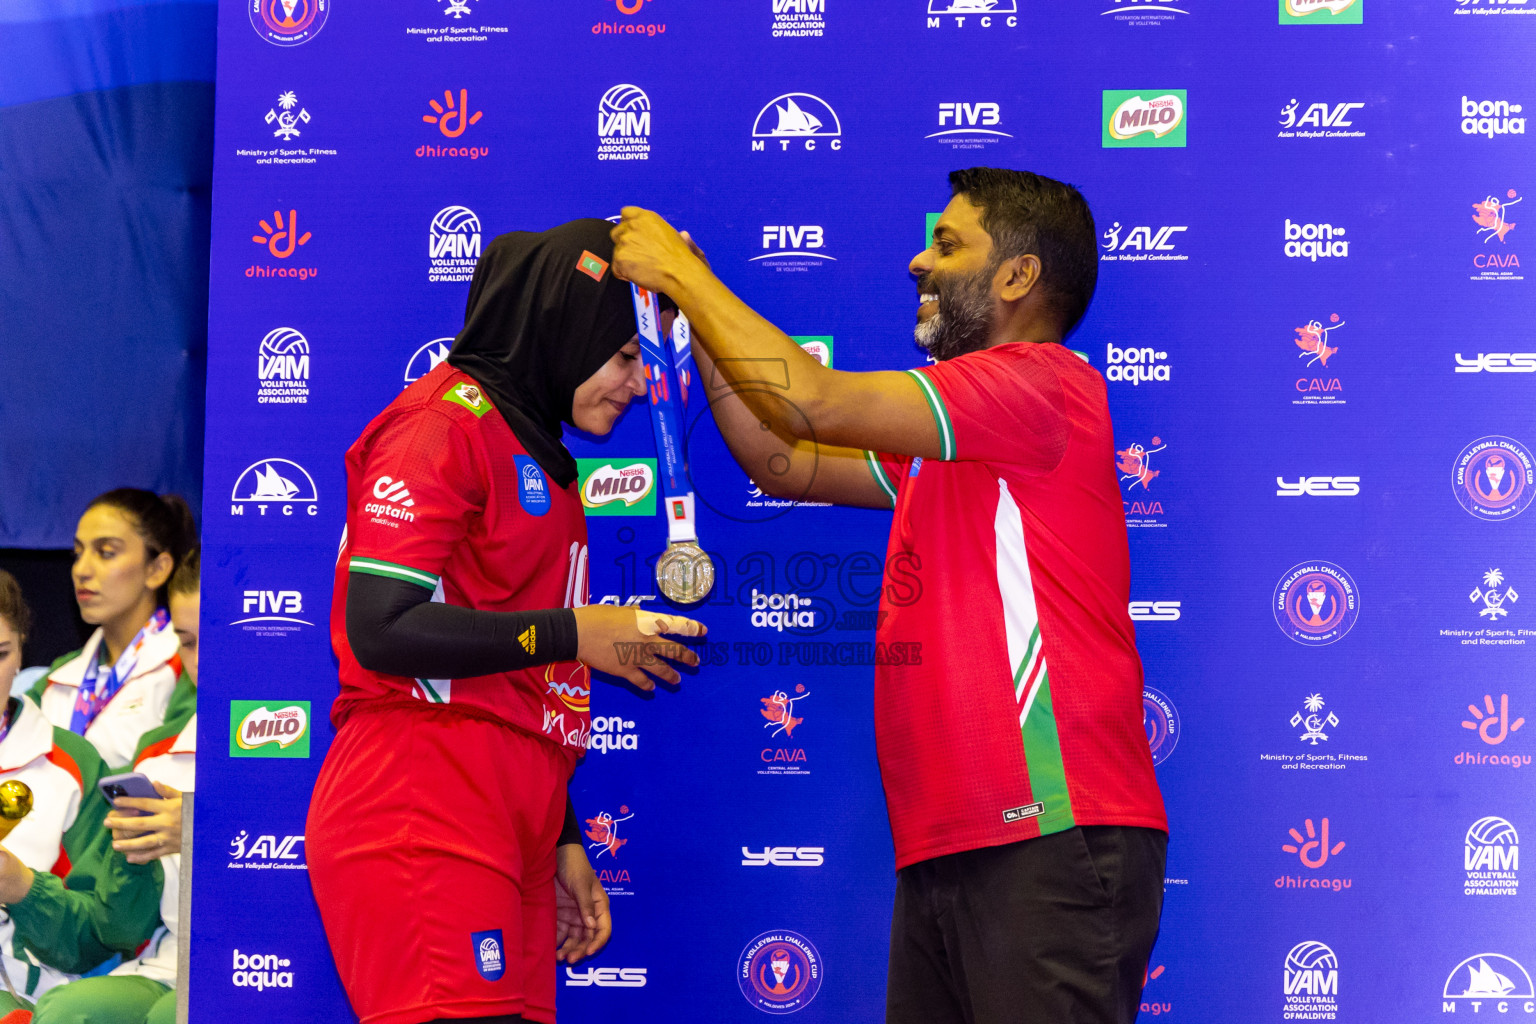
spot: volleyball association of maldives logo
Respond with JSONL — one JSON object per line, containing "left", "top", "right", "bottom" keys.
{"left": 250, "top": 0, "right": 329, "bottom": 45}
{"left": 1143, "top": 687, "right": 1180, "bottom": 765}
{"left": 1452, "top": 436, "right": 1535, "bottom": 520}
{"left": 1273, "top": 561, "right": 1359, "bottom": 645}
{"left": 738, "top": 930, "right": 822, "bottom": 1014}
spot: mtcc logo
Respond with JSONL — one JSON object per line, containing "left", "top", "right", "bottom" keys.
{"left": 229, "top": 459, "right": 318, "bottom": 517}
{"left": 1273, "top": 561, "right": 1359, "bottom": 645}
{"left": 1462, "top": 97, "right": 1526, "bottom": 138}
{"left": 1100, "top": 222, "right": 1189, "bottom": 262}
{"left": 598, "top": 84, "right": 651, "bottom": 161}
{"left": 752, "top": 94, "right": 842, "bottom": 151}
{"left": 1284, "top": 942, "right": 1339, "bottom": 1018}
{"left": 405, "top": 337, "right": 453, "bottom": 385}
{"left": 1442, "top": 954, "right": 1535, "bottom": 1013}
{"left": 1452, "top": 436, "right": 1534, "bottom": 520}
{"left": 1464, "top": 816, "right": 1519, "bottom": 896}
{"left": 926, "top": 0, "right": 1018, "bottom": 29}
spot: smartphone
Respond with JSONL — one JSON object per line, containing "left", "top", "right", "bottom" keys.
{"left": 99, "top": 772, "right": 160, "bottom": 817}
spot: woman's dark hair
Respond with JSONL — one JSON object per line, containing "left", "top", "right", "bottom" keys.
{"left": 0, "top": 570, "right": 32, "bottom": 642}
{"left": 85, "top": 489, "right": 198, "bottom": 604}
{"left": 170, "top": 546, "right": 201, "bottom": 599}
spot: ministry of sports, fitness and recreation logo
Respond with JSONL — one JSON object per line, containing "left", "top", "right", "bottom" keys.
{"left": 229, "top": 701, "right": 311, "bottom": 758}
{"left": 1143, "top": 687, "right": 1179, "bottom": 766}
{"left": 1292, "top": 313, "right": 1346, "bottom": 405}
{"left": 1452, "top": 436, "right": 1535, "bottom": 520}
{"left": 752, "top": 94, "right": 842, "bottom": 152}
{"left": 1471, "top": 190, "right": 1523, "bottom": 281}
{"left": 265, "top": 91, "right": 311, "bottom": 142}
{"left": 1280, "top": 0, "right": 1361, "bottom": 22}
{"left": 229, "top": 459, "right": 318, "bottom": 518}
{"left": 1465, "top": 816, "right": 1520, "bottom": 895}
{"left": 1283, "top": 942, "right": 1339, "bottom": 1017}
{"left": 1442, "top": 954, "right": 1534, "bottom": 1009}
{"left": 1278, "top": 99, "right": 1366, "bottom": 139}
{"left": 926, "top": 0, "right": 1017, "bottom": 29}
{"left": 403, "top": 0, "right": 509, "bottom": 41}
{"left": 404, "top": 337, "right": 453, "bottom": 385}
{"left": 250, "top": 0, "right": 328, "bottom": 45}
{"left": 773, "top": 0, "right": 825, "bottom": 37}
{"left": 1274, "top": 562, "right": 1359, "bottom": 645}
{"left": 738, "top": 930, "right": 822, "bottom": 1014}
{"left": 577, "top": 459, "right": 657, "bottom": 515}
{"left": 598, "top": 85, "right": 651, "bottom": 161}
{"left": 1102, "top": 90, "right": 1186, "bottom": 148}
{"left": 429, "top": 206, "right": 480, "bottom": 284}
{"left": 1470, "top": 568, "right": 1519, "bottom": 621}
{"left": 1291, "top": 693, "right": 1339, "bottom": 744}
{"left": 257, "top": 327, "right": 309, "bottom": 405}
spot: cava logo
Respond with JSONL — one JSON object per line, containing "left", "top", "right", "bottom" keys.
{"left": 1129, "top": 600, "right": 1181, "bottom": 621}
{"left": 1284, "top": 942, "right": 1339, "bottom": 1018}
{"left": 754, "top": 226, "right": 832, "bottom": 270}
{"left": 566, "top": 966, "right": 648, "bottom": 987}
{"left": 742, "top": 846, "right": 825, "bottom": 867}
{"left": 229, "top": 459, "right": 318, "bottom": 517}
{"left": 585, "top": 806, "right": 634, "bottom": 859}
{"left": 1103, "top": 0, "right": 1189, "bottom": 23}
{"left": 234, "top": 590, "right": 312, "bottom": 637}
{"left": 1278, "top": 99, "right": 1366, "bottom": 138}
{"left": 1143, "top": 686, "right": 1179, "bottom": 765}
{"left": 1100, "top": 222, "right": 1188, "bottom": 262}
{"left": 250, "top": 0, "right": 327, "bottom": 45}
{"left": 1462, "top": 97, "right": 1526, "bottom": 138}
{"left": 405, "top": 337, "right": 454, "bottom": 385}
{"left": 928, "top": 102, "right": 1010, "bottom": 149}
{"left": 926, "top": 0, "right": 1017, "bottom": 28}
{"left": 1453, "top": 436, "right": 1535, "bottom": 520}
{"left": 1276, "top": 476, "right": 1360, "bottom": 497}
{"left": 257, "top": 328, "right": 309, "bottom": 405}
{"left": 1116, "top": 436, "right": 1167, "bottom": 527}
{"left": 1281, "top": 0, "right": 1361, "bottom": 22}
{"left": 1104, "top": 343, "right": 1170, "bottom": 385}
{"left": 1293, "top": 314, "right": 1346, "bottom": 404}
{"left": 1471, "top": 190, "right": 1523, "bottom": 281}
{"left": 760, "top": 684, "right": 810, "bottom": 775}
{"left": 578, "top": 460, "right": 657, "bottom": 515}
{"left": 429, "top": 205, "right": 481, "bottom": 283}
{"left": 598, "top": 84, "right": 651, "bottom": 161}
{"left": 1103, "top": 91, "right": 1187, "bottom": 147}
{"left": 1442, "top": 954, "right": 1535, "bottom": 1011}
{"left": 230, "top": 701, "right": 311, "bottom": 757}
{"left": 1274, "top": 562, "right": 1359, "bottom": 645}
{"left": 1464, "top": 816, "right": 1519, "bottom": 895}
{"left": 751, "top": 94, "right": 842, "bottom": 151}
{"left": 1284, "top": 219, "right": 1349, "bottom": 261}
{"left": 738, "top": 930, "right": 823, "bottom": 1013}
{"left": 772, "top": 0, "right": 824, "bottom": 37}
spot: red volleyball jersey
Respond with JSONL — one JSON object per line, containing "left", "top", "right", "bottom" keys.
{"left": 866, "top": 342, "right": 1167, "bottom": 870}
{"left": 329, "top": 363, "right": 592, "bottom": 757}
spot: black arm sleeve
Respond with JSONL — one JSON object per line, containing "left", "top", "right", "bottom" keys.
{"left": 558, "top": 795, "right": 580, "bottom": 847}
{"left": 345, "top": 571, "right": 578, "bottom": 679}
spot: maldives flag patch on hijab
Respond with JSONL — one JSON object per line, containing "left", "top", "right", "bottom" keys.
{"left": 577, "top": 250, "right": 609, "bottom": 282}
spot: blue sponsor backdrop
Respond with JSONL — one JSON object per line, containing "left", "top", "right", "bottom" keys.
{"left": 195, "top": 0, "right": 1536, "bottom": 1020}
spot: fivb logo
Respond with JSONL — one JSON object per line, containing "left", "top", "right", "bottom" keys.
{"left": 1100, "top": 222, "right": 1188, "bottom": 262}
{"left": 230, "top": 460, "right": 318, "bottom": 517}
{"left": 754, "top": 226, "right": 833, "bottom": 263}
{"left": 233, "top": 591, "right": 313, "bottom": 635}
{"left": 257, "top": 328, "right": 309, "bottom": 405}
{"left": 566, "top": 967, "right": 648, "bottom": 987}
{"left": 1278, "top": 99, "right": 1366, "bottom": 138}
{"left": 1276, "top": 476, "right": 1361, "bottom": 497}
{"left": 1464, "top": 816, "right": 1519, "bottom": 895}
{"left": 1283, "top": 942, "right": 1339, "bottom": 1016}
{"left": 1442, "top": 954, "right": 1535, "bottom": 1013}
{"left": 1103, "top": 0, "right": 1190, "bottom": 23}
{"left": 1284, "top": 219, "right": 1350, "bottom": 261}
{"left": 742, "top": 846, "right": 825, "bottom": 866}
{"left": 1103, "top": 91, "right": 1187, "bottom": 148}
{"left": 598, "top": 85, "right": 651, "bottom": 161}
{"left": 429, "top": 206, "right": 480, "bottom": 284}
{"left": 1462, "top": 97, "right": 1526, "bottom": 138}
{"left": 926, "top": 0, "right": 1018, "bottom": 29}
{"left": 928, "top": 103, "right": 1011, "bottom": 146}
{"left": 751, "top": 93, "right": 842, "bottom": 151}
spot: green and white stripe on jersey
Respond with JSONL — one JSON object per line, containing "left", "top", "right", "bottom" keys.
{"left": 414, "top": 677, "right": 451, "bottom": 703}
{"left": 863, "top": 449, "right": 898, "bottom": 508}
{"left": 995, "top": 478, "right": 1076, "bottom": 834}
{"left": 904, "top": 368, "right": 956, "bottom": 461}
{"left": 349, "top": 556, "right": 440, "bottom": 591}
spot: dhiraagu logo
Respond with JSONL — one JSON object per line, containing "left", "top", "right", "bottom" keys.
{"left": 1280, "top": 0, "right": 1361, "bottom": 23}
{"left": 1103, "top": 90, "right": 1187, "bottom": 148}
{"left": 577, "top": 459, "right": 657, "bottom": 516}
{"left": 230, "top": 701, "right": 311, "bottom": 758}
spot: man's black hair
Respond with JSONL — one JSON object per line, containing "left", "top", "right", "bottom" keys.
{"left": 947, "top": 168, "right": 1099, "bottom": 334}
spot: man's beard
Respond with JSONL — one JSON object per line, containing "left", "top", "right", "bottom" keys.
{"left": 913, "top": 263, "right": 996, "bottom": 362}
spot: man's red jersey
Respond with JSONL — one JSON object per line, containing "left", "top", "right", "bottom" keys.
{"left": 866, "top": 342, "right": 1167, "bottom": 870}
{"left": 329, "top": 363, "right": 592, "bottom": 757}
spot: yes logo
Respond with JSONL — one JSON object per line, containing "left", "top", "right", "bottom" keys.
{"left": 741, "top": 847, "right": 826, "bottom": 867}
{"left": 1276, "top": 476, "right": 1361, "bottom": 497}
{"left": 1103, "top": 91, "right": 1187, "bottom": 147}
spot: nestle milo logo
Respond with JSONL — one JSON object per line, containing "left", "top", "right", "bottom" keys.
{"left": 577, "top": 459, "right": 657, "bottom": 517}
{"left": 230, "top": 701, "right": 311, "bottom": 758}
{"left": 1103, "top": 90, "right": 1187, "bottom": 147}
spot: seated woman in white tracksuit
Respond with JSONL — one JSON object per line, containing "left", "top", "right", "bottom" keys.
{"left": 30, "top": 491, "right": 197, "bottom": 770}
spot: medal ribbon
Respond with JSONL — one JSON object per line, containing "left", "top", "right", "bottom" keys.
{"left": 630, "top": 284, "right": 698, "bottom": 545}
{"left": 71, "top": 608, "right": 170, "bottom": 735}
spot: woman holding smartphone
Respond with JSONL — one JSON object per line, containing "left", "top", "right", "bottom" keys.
{"left": 307, "top": 220, "right": 705, "bottom": 1024}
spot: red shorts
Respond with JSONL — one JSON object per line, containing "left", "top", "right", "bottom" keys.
{"left": 307, "top": 702, "right": 573, "bottom": 1024}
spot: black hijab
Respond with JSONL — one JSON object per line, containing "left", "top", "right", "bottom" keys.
{"left": 447, "top": 219, "right": 637, "bottom": 489}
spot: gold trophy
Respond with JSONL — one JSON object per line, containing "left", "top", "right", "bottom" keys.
{"left": 0, "top": 781, "right": 33, "bottom": 842}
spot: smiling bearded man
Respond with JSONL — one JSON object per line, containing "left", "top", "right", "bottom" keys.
{"left": 612, "top": 167, "right": 1169, "bottom": 1024}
